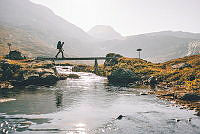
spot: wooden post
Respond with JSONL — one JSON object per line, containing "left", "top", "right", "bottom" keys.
{"left": 94, "top": 58, "right": 98, "bottom": 74}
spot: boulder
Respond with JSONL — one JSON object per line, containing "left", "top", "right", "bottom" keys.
{"left": 0, "top": 81, "right": 13, "bottom": 89}
{"left": 67, "top": 74, "right": 80, "bottom": 79}
{"left": 104, "top": 53, "right": 123, "bottom": 66}
{"left": 180, "top": 93, "right": 200, "bottom": 101}
{"left": 0, "top": 60, "right": 21, "bottom": 80}
{"left": 12, "top": 73, "right": 59, "bottom": 86}
{"left": 72, "top": 65, "right": 89, "bottom": 72}
{"left": 197, "top": 111, "right": 200, "bottom": 116}
{"left": 2, "top": 68, "right": 13, "bottom": 80}
{"left": 148, "top": 76, "right": 158, "bottom": 85}
{"left": 5, "top": 50, "right": 25, "bottom": 60}
{"left": 171, "top": 63, "right": 192, "bottom": 70}
{"left": 108, "top": 68, "right": 140, "bottom": 84}
{"left": 41, "top": 73, "right": 58, "bottom": 85}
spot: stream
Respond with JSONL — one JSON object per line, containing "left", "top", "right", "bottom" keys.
{"left": 0, "top": 66, "right": 200, "bottom": 134}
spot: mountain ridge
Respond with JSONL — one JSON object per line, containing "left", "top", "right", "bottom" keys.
{"left": 88, "top": 25, "right": 124, "bottom": 41}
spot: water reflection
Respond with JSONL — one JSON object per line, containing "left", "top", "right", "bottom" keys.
{"left": 55, "top": 90, "right": 63, "bottom": 108}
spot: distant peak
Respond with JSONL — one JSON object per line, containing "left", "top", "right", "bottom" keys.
{"left": 88, "top": 25, "right": 124, "bottom": 41}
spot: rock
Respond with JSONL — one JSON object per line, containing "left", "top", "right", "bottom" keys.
{"left": 0, "top": 81, "right": 13, "bottom": 89}
{"left": 180, "top": 93, "right": 200, "bottom": 101}
{"left": 19, "top": 121, "right": 32, "bottom": 125}
{"left": 13, "top": 73, "right": 59, "bottom": 86}
{"left": 0, "top": 60, "right": 21, "bottom": 80}
{"left": 41, "top": 73, "right": 58, "bottom": 85}
{"left": 0, "top": 98, "right": 16, "bottom": 103}
{"left": 5, "top": 50, "right": 25, "bottom": 60}
{"left": 116, "top": 115, "right": 126, "bottom": 120}
{"left": 58, "top": 73, "right": 80, "bottom": 80}
{"left": 32, "top": 68, "right": 54, "bottom": 76}
{"left": 72, "top": 65, "right": 88, "bottom": 72}
{"left": 104, "top": 53, "right": 123, "bottom": 66}
{"left": 175, "top": 118, "right": 181, "bottom": 122}
{"left": 108, "top": 68, "right": 140, "bottom": 85}
{"left": 196, "top": 111, "right": 200, "bottom": 116}
{"left": 58, "top": 74, "right": 68, "bottom": 80}
{"left": 148, "top": 76, "right": 158, "bottom": 85}
{"left": 67, "top": 74, "right": 80, "bottom": 79}
{"left": 171, "top": 63, "right": 192, "bottom": 70}
{"left": 140, "top": 92, "right": 148, "bottom": 95}
{"left": 2, "top": 68, "right": 13, "bottom": 80}
{"left": 0, "top": 68, "right": 3, "bottom": 73}
{"left": 186, "top": 75, "right": 196, "bottom": 81}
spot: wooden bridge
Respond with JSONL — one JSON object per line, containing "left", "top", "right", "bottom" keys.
{"left": 36, "top": 57, "right": 114, "bottom": 74}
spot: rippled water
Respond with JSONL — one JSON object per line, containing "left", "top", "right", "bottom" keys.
{"left": 0, "top": 66, "right": 200, "bottom": 134}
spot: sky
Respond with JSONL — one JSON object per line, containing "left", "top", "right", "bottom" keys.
{"left": 30, "top": 0, "right": 200, "bottom": 36}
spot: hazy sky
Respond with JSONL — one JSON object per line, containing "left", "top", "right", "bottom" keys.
{"left": 30, "top": 0, "right": 200, "bottom": 36}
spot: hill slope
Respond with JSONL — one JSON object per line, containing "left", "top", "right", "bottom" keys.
{"left": 99, "top": 31, "right": 200, "bottom": 62}
{"left": 0, "top": 0, "right": 97, "bottom": 57}
{"left": 0, "top": 25, "right": 57, "bottom": 57}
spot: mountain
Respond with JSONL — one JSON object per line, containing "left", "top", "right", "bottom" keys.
{"left": 0, "top": 25, "right": 56, "bottom": 57}
{"left": 98, "top": 31, "right": 200, "bottom": 62}
{"left": 187, "top": 40, "right": 200, "bottom": 56}
{"left": 145, "top": 31, "right": 200, "bottom": 39}
{"left": 88, "top": 25, "right": 124, "bottom": 41}
{"left": 0, "top": 0, "right": 199, "bottom": 61}
{"left": 0, "top": 0, "right": 96, "bottom": 57}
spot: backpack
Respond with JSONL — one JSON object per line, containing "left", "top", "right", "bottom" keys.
{"left": 57, "top": 41, "right": 62, "bottom": 49}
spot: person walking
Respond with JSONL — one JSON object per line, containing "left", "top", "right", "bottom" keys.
{"left": 55, "top": 41, "right": 65, "bottom": 58}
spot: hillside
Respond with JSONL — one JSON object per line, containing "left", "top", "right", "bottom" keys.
{"left": 99, "top": 31, "right": 200, "bottom": 62}
{"left": 0, "top": 0, "right": 99, "bottom": 57}
{"left": 0, "top": 25, "right": 57, "bottom": 57}
{"left": 187, "top": 40, "right": 200, "bottom": 56}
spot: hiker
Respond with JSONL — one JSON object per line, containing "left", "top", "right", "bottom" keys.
{"left": 55, "top": 41, "right": 65, "bottom": 58}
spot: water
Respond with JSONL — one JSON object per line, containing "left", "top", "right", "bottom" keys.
{"left": 0, "top": 66, "right": 200, "bottom": 134}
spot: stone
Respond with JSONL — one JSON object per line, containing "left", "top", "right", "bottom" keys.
{"left": 2, "top": 68, "right": 13, "bottom": 80}
{"left": 108, "top": 68, "right": 140, "bottom": 85}
{"left": 0, "top": 81, "right": 13, "bottom": 89}
{"left": 140, "top": 92, "right": 148, "bottom": 95}
{"left": 5, "top": 50, "right": 25, "bottom": 60}
{"left": 180, "top": 93, "right": 200, "bottom": 101}
{"left": 67, "top": 74, "right": 80, "bottom": 79}
{"left": 72, "top": 65, "right": 88, "bottom": 72}
{"left": 196, "top": 111, "right": 200, "bottom": 116}
{"left": 0, "top": 98, "right": 16, "bottom": 103}
{"left": 171, "top": 63, "right": 192, "bottom": 70}
{"left": 58, "top": 74, "right": 68, "bottom": 80}
{"left": 41, "top": 73, "right": 58, "bottom": 85}
{"left": 104, "top": 53, "right": 123, "bottom": 66}
{"left": 116, "top": 115, "right": 126, "bottom": 120}
{"left": 15, "top": 73, "right": 59, "bottom": 86}
{"left": 148, "top": 76, "right": 158, "bottom": 85}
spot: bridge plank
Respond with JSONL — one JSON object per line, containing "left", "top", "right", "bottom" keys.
{"left": 36, "top": 57, "right": 114, "bottom": 60}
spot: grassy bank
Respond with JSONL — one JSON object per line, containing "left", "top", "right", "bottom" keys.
{"left": 74, "top": 54, "right": 200, "bottom": 115}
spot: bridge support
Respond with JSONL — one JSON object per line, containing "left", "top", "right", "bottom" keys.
{"left": 94, "top": 58, "right": 98, "bottom": 74}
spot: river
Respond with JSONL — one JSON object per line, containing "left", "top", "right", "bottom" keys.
{"left": 0, "top": 66, "right": 200, "bottom": 134}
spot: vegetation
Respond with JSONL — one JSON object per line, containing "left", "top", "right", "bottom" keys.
{"left": 74, "top": 54, "right": 200, "bottom": 113}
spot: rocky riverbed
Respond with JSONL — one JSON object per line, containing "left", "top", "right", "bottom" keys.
{"left": 0, "top": 58, "right": 79, "bottom": 90}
